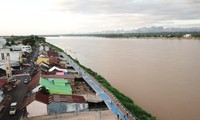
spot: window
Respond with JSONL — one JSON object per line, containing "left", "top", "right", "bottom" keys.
{"left": 7, "top": 53, "right": 10, "bottom": 56}
{"left": 1, "top": 53, "right": 4, "bottom": 60}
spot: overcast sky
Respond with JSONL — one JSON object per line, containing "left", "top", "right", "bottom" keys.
{"left": 0, "top": 0, "right": 200, "bottom": 35}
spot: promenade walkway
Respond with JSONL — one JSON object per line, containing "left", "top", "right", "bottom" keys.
{"left": 61, "top": 53, "right": 136, "bottom": 120}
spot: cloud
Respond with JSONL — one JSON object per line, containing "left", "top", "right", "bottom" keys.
{"left": 1, "top": 0, "right": 200, "bottom": 35}
{"left": 52, "top": 0, "right": 200, "bottom": 20}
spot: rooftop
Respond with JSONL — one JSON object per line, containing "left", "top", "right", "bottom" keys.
{"left": 41, "top": 74, "right": 75, "bottom": 79}
{"left": 40, "top": 77, "right": 72, "bottom": 95}
{"left": 0, "top": 79, "right": 7, "bottom": 87}
{"left": 50, "top": 94, "right": 86, "bottom": 103}
{"left": 20, "top": 92, "right": 49, "bottom": 110}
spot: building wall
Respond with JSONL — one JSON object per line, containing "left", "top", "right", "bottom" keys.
{"left": 36, "top": 58, "right": 49, "bottom": 65}
{"left": 27, "top": 101, "right": 47, "bottom": 117}
{"left": 39, "top": 46, "right": 44, "bottom": 51}
{"left": 47, "top": 102, "right": 88, "bottom": 115}
{"left": 0, "top": 90, "right": 4, "bottom": 103}
{"left": 0, "top": 38, "right": 6, "bottom": 49}
{"left": 11, "top": 45, "right": 32, "bottom": 53}
{"left": 0, "top": 49, "right": 20, "bottom": 66}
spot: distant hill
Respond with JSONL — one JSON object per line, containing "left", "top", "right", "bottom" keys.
{"left": 94, "top": 26, "right": 200, "bottom": 34}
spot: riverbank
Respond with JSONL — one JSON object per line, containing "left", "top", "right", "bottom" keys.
{"left": 47, "top": 42, "right": 156, "bottom": 120}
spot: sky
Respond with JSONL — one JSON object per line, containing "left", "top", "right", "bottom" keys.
{"left": 0, "top": 0, "right": 200, "bottom": 35}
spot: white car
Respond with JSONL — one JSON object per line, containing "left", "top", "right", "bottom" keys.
{"left": 9, "top": 102, "right": 17, "bottom": 115}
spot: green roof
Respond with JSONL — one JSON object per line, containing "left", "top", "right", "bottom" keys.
{"left": 49, "top": 78, "right": 69, "bottom": 86}
{"left": 59, "top": 61, "right": 68, "bottom": 65}
{"left": 40, "top": 77, "right": 72, "bottom": 95}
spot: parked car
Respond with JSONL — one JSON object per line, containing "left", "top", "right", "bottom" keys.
{"left": 24, "top": 79, "right": 29, "bottom": 84}
{"left": 9, "top": 102, "right": 17, "bottom": 115}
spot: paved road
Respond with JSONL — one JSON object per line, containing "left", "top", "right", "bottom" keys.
{"left": 61, "top": 53, "right": 135, "bottom": 120}
{"left": 1, "top": 75, "right": 30, "bottom": 120}
{"left": 1, "top": 47, "right": 38, "bottom": 120}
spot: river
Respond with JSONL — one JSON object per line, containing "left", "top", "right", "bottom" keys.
{"left": 46, "top": 36, "right": 200, "bottom": 120}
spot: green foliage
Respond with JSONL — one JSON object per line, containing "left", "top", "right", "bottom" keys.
{"left": 48, "top": 43, "right": 64, "bottom": 52}
{"left": 22, "top": 39, "right": 36, "bottom": 46}
{"left": 11, "top": 39, "right": 15, "bottom": 45}
{"left": 5, "top": 41, "right": 11, "bottom": 46}
{"left": 39, "top": 86, "right": 50, "bottom": 95}
{"left": 62, "top": 32, "right": 200, "bottom": 39}
{"left": 5, "top": 35, "right": 45, "bottom": 47}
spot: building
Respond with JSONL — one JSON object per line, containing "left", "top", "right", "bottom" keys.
{"left": 36, "top": 58, "right": 49, "bottom": 65}
{"left": 4, "top": 56, "right": 12, "bottom": 78}
{"left": 28, "top": 72, "right": 72, "bottom": 95}
{"left": 184, "top": 34, "right": 192, "bottom": 37}
{"left": 39, "top": 77, "right": 72, "bottom": 95}
{"left": 11, "top": 45, "right": 32, "bottom": 53}
{"left": 21, "top": 92, "right": 49, "bottom": 117}
{"left": 0, "top": 79, "right": 7, "bottom": 103}
{"left": 0, "top": 68, "right": 6, "bottom": 77}
{"left": 0, "top": 48, "right": 21, "bottom": 68}
{"left": 0, "top": 38, "right": 6, "bottom": 49}
{"left": 48, "top": 94, "right": 88, "bottom": 114}
{"left": 21, "top": 92, "right": 88, "bottom": 118}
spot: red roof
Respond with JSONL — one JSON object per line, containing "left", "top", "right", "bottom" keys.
{"left": 35, "top": 92, "right": 49, "bottom": 104}
{"left": 0, "top": 79, "right": 7, "bottom": 87}
{"left": 41, "top": 74, "right": 75, "bottom": 79}
{"left": 20, "top": 93, "right": 86, "bottom": 110}
{"left": 20, "top": 92, "right": 49, "bottom": 110}
{"left": 27, "top": 71, "right": 41, "bottom": 92}
{"left": 49, "top": 94, "right": 86, "bottom": 103}
{"left": 49, "top": 58, "right": 61, "bottom": 65}
{"left": 48, "top": 51, "right": 59, "bottom": 58}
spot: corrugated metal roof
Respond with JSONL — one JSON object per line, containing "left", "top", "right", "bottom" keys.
{"left": 40, "top": 77, "right": 72, "bottom": 95}
{"left": 20, "top": 92, "right": 49, "bottom": 110}
{"left": 0, "top": 79, "right": 7, "bottom": 87}
{"left": 48, "top": 51, "right": 59, "bottom": 58}
{"left": 41, "top": 74, "right": 75, "bottom": 79}
{"left": 27, "top": 71, "right": 41, "bottom": 92}
{"left": 50, "top": 94, "right": 86, "bottom": 103}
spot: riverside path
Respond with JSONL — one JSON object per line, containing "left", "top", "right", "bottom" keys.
{"left": 61, "top": 52, "right": 136, "bottom": 120}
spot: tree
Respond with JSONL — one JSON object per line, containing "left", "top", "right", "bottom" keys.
{"left": 39, "top": 86, "right": 50, "bottom": 95}
{"left": 22, "top": 39, "right": 36, "bottom": 46}
{"left": 11, "top": 39, "right": 15, "bottom": 45}
{"left": 5, "top": 41, "right": 11, "bottom": 46}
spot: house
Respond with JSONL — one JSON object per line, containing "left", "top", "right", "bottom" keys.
{"left": 11, "top": 45, "right": 32, "bottom": 53}
{"left": 0, "top": 48, "right": 21, "bottom": 68}
{"left": 0, "top": 89, "right": 4, "bottom": 103}
{"left": 0, "top": 38, "right": 6, "bottom": 49}
{"left": 38, "top": 44, "right": 49, "bottom": 51}
{"left": 49, "top": 66, "right": 68, "bottom": 74}
{"left": 0, "top": 68, "right": 6, "bottom": 77}
{"left": 39, "top": 45, "right": 44, "bottom": 51}
{"left": 39, "top": 77, "right": 72, "bottom": 95}
{"left": 0, "top": 79, "right": 7, "bottom": 103}
{"left": 47, "top": 51, "right": 59, "bottom": 58}
{"left": 21, "top": 92, "right": 49, "bottom": 117}
{"left": 21, "top": 92, "right": 88, "bottom": 118}
{"left": 184, "top": 34, "right": 192, "bottom": 38}
{"left": 38, "top": 62, "right": 49, "bottom": 68}
{"left": 36, "top": 58, "right": 49, "bottom": 65}
{"left": 28, "top": 72, "right": 72, "bottom": 95}
{"left": 49, "top": 58, "right": 61, "bottom": 65}
{"left": 48, "top": 94, "right": 88, "bottom": 114}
